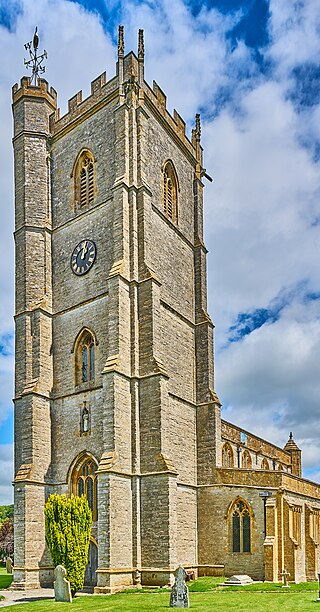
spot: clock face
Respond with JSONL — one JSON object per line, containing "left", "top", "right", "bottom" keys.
{"left": 71, "top": 239, "right": 96, "bottom": 276}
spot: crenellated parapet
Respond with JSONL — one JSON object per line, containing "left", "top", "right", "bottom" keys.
{"left": 12, "top": 76, "right": 57, "bottom": 108}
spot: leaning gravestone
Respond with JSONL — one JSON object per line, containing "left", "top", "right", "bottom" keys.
{"left": 170, "top": 566, "right": 190, "bottom": 608}
{"left": 54, "top": 565, "right": 72, "bottom": 603}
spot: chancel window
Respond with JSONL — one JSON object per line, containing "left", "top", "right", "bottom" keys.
{"left": 74, "top": 329, "right": 96, "bottom": 386}
{"left": 222, "top": 442, "right": 234, "bottom": 468}
{"left": 231, "top": 499, "right": 251, "bottom": 553}
{"left": 71, "top": 456, "right": 98, "bottom": 521}
{"left": 163, "top": 161, "right": 178, "bottom": 223}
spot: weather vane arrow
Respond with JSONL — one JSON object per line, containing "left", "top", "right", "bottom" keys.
{"left": 24, "top": 27, "right": 47, "bottom": 84}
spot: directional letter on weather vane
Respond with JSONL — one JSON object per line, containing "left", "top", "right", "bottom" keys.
{"left": 24, "top": 27, "right": 47, "bottom": 85}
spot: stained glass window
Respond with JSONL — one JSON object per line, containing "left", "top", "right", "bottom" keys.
{"left": 231, "top": 499, "right": 251, "bottom": 553}
{"left": 75, "top": 330, "right": 95, "bottom": 385}
{"left": 73, "top": 458, "right": 98, "bottom": 521}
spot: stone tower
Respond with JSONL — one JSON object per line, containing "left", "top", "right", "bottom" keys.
{"left": 12, "top": 28, "right": 221, "bottom": 591}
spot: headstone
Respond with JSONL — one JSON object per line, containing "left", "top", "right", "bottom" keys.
{"left": 54, "top": 565, "right": 72, "bottom": 603}
{"left": 5, "top": 557, "right": 13, "bottom": 574}
{"left": 223, "top": 575, "right": 253, "bottom": 586}
{"left": 280, "top": 570, "right": 290, "bottom": 588}
{"left": 170, "top": 566, "right": 189, "bottom": 608}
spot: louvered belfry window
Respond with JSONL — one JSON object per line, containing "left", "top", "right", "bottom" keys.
{"left": 79, "top": 156, "right": 94, "bottom": 207}
{"left": 163, "top": 161, "right": 178, "bottom": 223}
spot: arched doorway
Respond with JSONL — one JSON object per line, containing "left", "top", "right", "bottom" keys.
{"left": 84, "top": 539, "right": 98, "bottom": 588}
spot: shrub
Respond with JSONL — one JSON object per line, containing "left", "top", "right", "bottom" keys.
{"left": 0, "top": 518, "right": 14, "bottom": 557}
{"left": 44, "top": 494, "right": 92, "bottom": 594}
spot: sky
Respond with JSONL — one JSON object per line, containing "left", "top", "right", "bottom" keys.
{"left": 0, "top": 0, "right": 319, "bottom": 504}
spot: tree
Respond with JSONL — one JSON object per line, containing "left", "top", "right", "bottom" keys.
{"left": 0, "top": 518, "right": 14, "bottom": 557}
{"left": 44, "top": 494, "right": 92, "bottom": 594}
{"left": 0, "top": 505, "right": 14, "bottom": 523}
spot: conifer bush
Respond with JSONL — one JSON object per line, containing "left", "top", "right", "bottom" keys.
{"left": 44, "top": 494, "right": 92, "bottom": 594}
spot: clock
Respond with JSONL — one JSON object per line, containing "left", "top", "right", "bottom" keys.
{"left": 71, "top": 239, "right": 96, "bottom": 276}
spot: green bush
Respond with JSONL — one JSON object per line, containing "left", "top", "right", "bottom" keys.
{"left": 44, "top": 494, "right": 92, "bottom": 594}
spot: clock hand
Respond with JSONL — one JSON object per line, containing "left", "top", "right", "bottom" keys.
{"left": 80, "top": 241, "right": 88, "bottom": 260}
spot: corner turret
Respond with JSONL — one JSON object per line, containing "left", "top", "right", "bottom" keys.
{"left": 284, "top": 432, "right": 302, "bottom": 477}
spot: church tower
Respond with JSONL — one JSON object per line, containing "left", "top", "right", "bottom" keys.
{"left": 12, "top": 28, "right": 221, "bottom": 591}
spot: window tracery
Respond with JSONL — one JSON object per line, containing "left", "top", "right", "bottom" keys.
{"left": 261, "top": 458, "right": 270, "bottom": 470}
{"left": 74, "top": 329, "right": 96, "bottom": 386}
{"left": 163, "top": 161, "right": 178, "bottom": 223}
{"left": 73, "top": 150, "right": 95, "bottom": 209}
{"left": 241, "top": 450, "right": 252, "bottom": 469}
{"left": 230, "top": 499, "right": 251, "bottom": 553}
{"left": 71, "top": 455, "right": 98, "bottom": 521}
{"left": 222, "top": 442, "right": 234, "bottom": 468}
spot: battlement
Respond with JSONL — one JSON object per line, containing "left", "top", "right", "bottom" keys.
{"left": 12, "top": 77, "right": 57, "bottom": 109}
{"left": 49, "top": 52, "right": 195, "bottom": 157}
{"left": 49, "top": 71, "right": 118, "bottom": 135}
{"left": 13, "top": 29, "right": 199, "bottom": 159}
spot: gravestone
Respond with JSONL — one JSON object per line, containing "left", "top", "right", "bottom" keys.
{"left": 54, "top": 565, "right": 72, "bottom": 603}
{"left": 223, "top": 575, "right": 253, "bottom": 586}
{"left": 280, "top": 569, "right": 290, "bottom": 588}
{"left": 170, "top": 566, "right": 190, "bottom": 608}
{"left": 5, "top": 557, "right": 13, "bottom": 574}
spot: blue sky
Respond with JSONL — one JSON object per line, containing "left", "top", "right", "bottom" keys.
{"left": 0, "top": 0, "right": 320, "bottom": 502}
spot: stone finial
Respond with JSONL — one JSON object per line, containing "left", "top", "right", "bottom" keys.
{"left": 138, "top": 29, "right": 144, "bottom": 60}
{"left": 118, "top": 25, "right": 124, "bottom": 57}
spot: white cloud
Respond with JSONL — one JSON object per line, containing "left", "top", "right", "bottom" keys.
{"left": 0, "top": 0, "right": 319, "bottom": 482}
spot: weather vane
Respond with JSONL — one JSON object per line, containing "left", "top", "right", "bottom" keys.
{"left": 24, "top": 27, "right": 47, "bottom": 85}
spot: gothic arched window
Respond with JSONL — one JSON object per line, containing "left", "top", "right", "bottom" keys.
{"left": 231, "top": 499, "right": 251, "bottom": 553}
{"left": 71, "top": 455, "right": 98, "bottom": 521}
{"left": 73, "top": 150, "right": 95, "bottom": 209}
{"left": 222, "top": 442, "right": 234, "bottom": 468}
{"left": 241, "top": 450, "right": 252, "bottom": 469}
{"left": 261, "top": 458, "right": 270, "bottom": 470}
{"left": 163, "top": 161, "right": 178, "bottom": 223}
{"left": 74, "top": 329, "right": 96, "bottom": 386}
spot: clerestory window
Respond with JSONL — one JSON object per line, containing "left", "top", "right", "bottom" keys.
{"left": 222, "top": 442, "right": 234, "bottom": 468}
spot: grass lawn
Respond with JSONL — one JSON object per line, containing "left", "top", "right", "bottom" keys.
{"left": 2, "top": 577, "right": 319, "bottom": 611}
{"left": 0, "top": 565, "right": 13, "bottom": 590}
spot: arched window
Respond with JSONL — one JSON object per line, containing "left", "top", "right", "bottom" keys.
{"left": 163, "top": 161, "right": 178, "bottom": 223}
{"left": 278, "top": 463, "right": 283, "bottom": 471}
{"left": 241, "top": 450, "right": 252, "bottom": 469}
{"left": 231, "top": 499, "right": 251, "bottom": 553}
{"left": 74, "top": 328, "right": 96, "bottom": 386}
{"left": 73, "top": 150, "right": 95, "bottom": 209}
{"left": 71, "top": 455, "right": 98, "bottom": 521}
{"left": 222, "top": 442, "right": 234, "bottom": 468}
{"left": 261, "top": 458, "right": 270, "bottom": 470}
